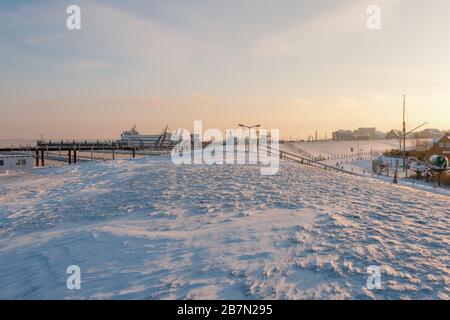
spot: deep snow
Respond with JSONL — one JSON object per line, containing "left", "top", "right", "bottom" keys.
{"left": 287, "top": 139, "right": 422, "bottom": 158}
{"left": 0, "top": 154, "right": 448, "bottom": 299}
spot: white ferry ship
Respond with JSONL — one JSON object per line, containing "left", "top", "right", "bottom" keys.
{"left": 120, "top": 125, "right": 174, "bottom": 147}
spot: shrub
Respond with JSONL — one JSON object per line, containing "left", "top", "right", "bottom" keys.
{"left": 439, "top": 172, "right": 450, "bottom": 186}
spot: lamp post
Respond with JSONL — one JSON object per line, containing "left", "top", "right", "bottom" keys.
{"left": 403, "top": 95, "right": 406, "bottom": 171}
{"left": 239, "top": 124, "right": 261, "bottom": 132}
{"left": 357, "top": 135, "right": 360, "bottom": 160}
{"left": 401, "top": 95, "right": 428, "bottom": 178}
{"left": 239, "top": 124, "right": 261, "bottom": 152}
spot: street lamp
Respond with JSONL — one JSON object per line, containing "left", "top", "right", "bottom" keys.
{"left": 238, "top": 124, "right": 261, "bottom": 152}
{"left": 238, "top": 124, "right": 261, "bottom": 139}
{"left": 238, "top": 124, "right": 261, "bottom": 131}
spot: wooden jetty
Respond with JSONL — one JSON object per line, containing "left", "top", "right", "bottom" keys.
{"left": 0, "top": 140, "right": 172, "bottom": 167}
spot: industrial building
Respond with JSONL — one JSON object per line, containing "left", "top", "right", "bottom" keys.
{"left": 332, "top": 127, "right": 383, "bottom": 141}
{"left": 332, "top": 130, "right": 355, "bottom": 141}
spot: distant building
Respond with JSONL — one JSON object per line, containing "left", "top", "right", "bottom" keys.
{"left": 332, "top": 128, "right": 386, "bottom": 141}
{"left": 332, "top": 127, "right": 382, "bottom": 141}
{"left": 332, "top": 130, "right": 355, "bottom": 141}
{"left": 385, "top": 129, "right": 402, "bottom": 140}
{"left": 355, "top": 127, "right": 377, "bottom": 139}
{"left": 356, "top": 135, "right": 371, "bottom": 141}
{"left": 0, "top": 154, "right": 33, "bottom": 173}
{"left": 428, "top": 135, "right": 450, "bottom": 157}
{"left": 191, "top": 133, "right": 203, "bottom": 147}
{"left": 374, "top": 131, "right": 386, "bottom": 140}
{"left": 419, "top": 128, "right": 443, "bottom": 139}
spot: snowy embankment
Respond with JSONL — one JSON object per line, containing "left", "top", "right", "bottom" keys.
{"left": 288, "top": 139, "right": 420, "bottom": 158}
{"left": 281, "top": 140, "right": 405, "bottom": 176}
{"left": 0, "top": 155, "right": 449, "bottom": 299}
{"left": 284, "top": 140, "right": 450, "bottom": 196}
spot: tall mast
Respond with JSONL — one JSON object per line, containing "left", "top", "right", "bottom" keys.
{"left": 403, "top": 95, "right": 406, "bottom": 169}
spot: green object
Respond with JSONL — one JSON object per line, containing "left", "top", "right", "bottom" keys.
{"left": 428, "top": 155, "right": 449, "bottom": 170}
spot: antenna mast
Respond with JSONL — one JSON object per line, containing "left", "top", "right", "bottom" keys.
{"left": 403, "top": 95, "right": 406, "bottom": 171}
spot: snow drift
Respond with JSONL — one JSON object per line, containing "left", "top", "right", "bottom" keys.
{"left": 0, "top": 155, "right": 448, "bottom": 299}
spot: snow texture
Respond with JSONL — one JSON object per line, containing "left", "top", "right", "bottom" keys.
{"left": 0, "top": 153, "right": 449, "bottom": 300}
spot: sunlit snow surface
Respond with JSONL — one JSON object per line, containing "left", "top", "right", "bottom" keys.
{"left": 0, "top": 155, "right": 449, "bottom": 299}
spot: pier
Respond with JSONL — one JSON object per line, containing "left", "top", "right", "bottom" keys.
{"left": 0, "top": 140, "right": 173, "bottom": 167}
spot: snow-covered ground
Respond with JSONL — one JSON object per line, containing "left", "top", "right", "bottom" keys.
{"left": 287, "top": 139, "right": 422, "bottom": 159}
{"left": 0, "top": 154, "right": 449, "bottom": 300}
{"left": 284, "top": 140, "right": 450, "bottom": 195}
{"left": 281, "top": 140, "right": 407, "bottom": 175}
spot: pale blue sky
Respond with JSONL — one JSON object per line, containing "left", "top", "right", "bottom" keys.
{"left": 1, "top": 0, "right": 449, "bottom": 139}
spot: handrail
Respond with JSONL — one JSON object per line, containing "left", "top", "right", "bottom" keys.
{"left": 259, "top": 144, "right": 359, "bottom": 176}
{"left": 282, "top": 142, "right": 320, "bottom": 160}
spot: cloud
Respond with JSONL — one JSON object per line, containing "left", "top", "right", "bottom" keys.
{"left": 66, "top": 58, "right": 111, "bottom": 72}
{"left": 81, "top": 2, "right": 215, "bottom": 62}
{"left": 1, "top": 1, "right": 219, "bottom": 74}
{"left": 291, "top": 98, "right": 315, "bottom": 106}
{"left": 192, "top": 94, "right": 218, "bottom": 105}
{"left": 251, "top": 0, "right": 404, "bottom": 57}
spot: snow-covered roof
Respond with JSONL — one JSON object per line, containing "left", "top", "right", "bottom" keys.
{"left": 423, "top": 128, "right": 442, "bottom": 134}
{"left": 0, "top": 153, "right": 33, "bottom": 158}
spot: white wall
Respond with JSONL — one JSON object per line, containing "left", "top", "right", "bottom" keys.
{"left": 0, "top": 156, "right": 33, "bottom": 173}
